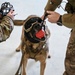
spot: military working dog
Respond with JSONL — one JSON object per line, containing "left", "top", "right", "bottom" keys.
{"left": 15, "top": 15, "right": 50, "bottom": 75}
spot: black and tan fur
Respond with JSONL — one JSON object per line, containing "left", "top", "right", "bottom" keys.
{"left": 15, "top": 15, "right": 50, "bottom": 75}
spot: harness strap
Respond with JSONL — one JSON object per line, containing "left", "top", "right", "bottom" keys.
{"left": 27, "top": 42, "right": 46, "bottom": 59}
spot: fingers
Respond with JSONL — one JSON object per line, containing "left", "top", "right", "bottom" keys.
{"left": 46, "top": 11, "right": 60, "bottom": 23}
{"left": 46, "top": 11, "right": 54, "bottom": 15}
{"left": 41, "top": 15, "right": 44, "bottom": 20}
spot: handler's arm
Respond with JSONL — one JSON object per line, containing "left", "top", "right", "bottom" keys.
{"left": 45, "top": 0, "right": 62, "bottom": 12}
{"left": 62, "top": 13, "right": 75, "bottom": 28}
{"left": 0, "top": 16, "right": 14, "bottom": 42}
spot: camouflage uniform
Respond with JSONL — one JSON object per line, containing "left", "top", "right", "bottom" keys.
{"left": 0, "top": 16, "right": 14, "bottom": 42}
{"left": 0, "top": 15, "right": 24, "bottom": 42}
{"left": 45, "top": 0, "right": 75, "bottom": 75}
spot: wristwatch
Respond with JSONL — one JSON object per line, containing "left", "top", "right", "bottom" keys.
{"left": 57, "top": 15, "right": 62, "bottom": 26}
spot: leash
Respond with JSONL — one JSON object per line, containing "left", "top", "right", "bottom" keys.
{"left": 15, "top": 52, "right": 25, "bottom": 75}
{"left": 41, "top": 13, "right": 48, "bottom": 25}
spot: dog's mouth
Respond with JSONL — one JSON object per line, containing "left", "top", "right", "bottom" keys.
{"left": 35, "top": 29, "right": 45, "bottom": 39}
{"left": 30, "top": 22, "right": 46, "bottom": 41}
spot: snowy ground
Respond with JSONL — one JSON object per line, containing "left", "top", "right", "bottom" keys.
{"left": 0, "top": 0, "right": 72, "bottom": 75}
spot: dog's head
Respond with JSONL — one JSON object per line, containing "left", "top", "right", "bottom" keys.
{"left": 24, "top": 15, "right": 48, "bottom": 43}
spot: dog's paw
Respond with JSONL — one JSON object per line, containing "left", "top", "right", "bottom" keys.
{"left": 47, "top": 54, "right": 51, "bottom": 59}
{"left": 16, "top": 46, "right": 21, "bottom": 52}
{"left": 16, "top": 49, "right": 20, "bottom": 52}
{"left": 48, "top": 55, "right": 51, "bottom": 58}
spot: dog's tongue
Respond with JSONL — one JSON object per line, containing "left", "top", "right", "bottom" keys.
{"left": 36, "top": 30, "right": 45, "bottom": 39}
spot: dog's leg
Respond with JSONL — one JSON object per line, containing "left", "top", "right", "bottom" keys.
{"left": 21, "top": 56, "right": 27, "bottom": 75}
{"left": 40, "top": 60, "right": 46, "bottom": 75}
{"left": 16, "top": 27, "right": 24, "bottom": 52}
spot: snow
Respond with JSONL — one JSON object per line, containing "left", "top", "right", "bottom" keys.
{"left": 0, "top": 0, "right": 71, "bottom": 75}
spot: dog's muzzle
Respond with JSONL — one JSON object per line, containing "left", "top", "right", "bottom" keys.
{"left": 24, "top": 15, "right": 46, "bottom": 43}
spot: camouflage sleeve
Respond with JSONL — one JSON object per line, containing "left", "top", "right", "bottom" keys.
{"left": 45, "top": 0, "right": 62, "bottom": 12}
{"left": 0, "top": 16, "right": 14, "bottom": 42}
{"left": 62, "top": 13, "right": 75, "bottom": 28}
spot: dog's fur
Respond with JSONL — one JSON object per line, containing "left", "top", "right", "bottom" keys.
{"left": 16, "top": 15, "right": 50, "bottom": 75}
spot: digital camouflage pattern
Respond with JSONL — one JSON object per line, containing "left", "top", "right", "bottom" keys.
{"left": 45, "top": 0, "right": 75, "bottom": 75}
